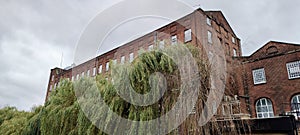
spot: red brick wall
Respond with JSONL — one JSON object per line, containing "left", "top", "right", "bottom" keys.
{"left": 45, "top": 9, "right": 241, "bottom": 104}
{"left": 241, "top": 42, "right": 300, "bottom": 117}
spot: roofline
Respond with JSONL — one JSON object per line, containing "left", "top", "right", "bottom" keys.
{"left": 247, "top": 40, "right": 300, "bottom": 57}
{"left": 204, "top": 10, "right": 237, "bottom": 37}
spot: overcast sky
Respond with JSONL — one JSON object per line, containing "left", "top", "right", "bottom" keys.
{"left": 0, "top": 0, "right": 300, "bottom": 111}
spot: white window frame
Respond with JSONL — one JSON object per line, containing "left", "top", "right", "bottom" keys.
{"left": 208, "top": 31, "right": 212, "bottom": 44}
{"left": 51, "top": 75, "right": 55, "bottom": 81}
{"left": 54, "top": 83, "right": 57, "bottom": 90}
{"left": 252, "top": 68, "right": 266, "bottom": 85}
{"left": 171, "top": 35, "right": 177, "bottom": 45}
{"left": 286, "top": 61, "right": 300, "bottom": 79}
{"left": 93, "top": 67, "right": 96, "bottom": 76}
{"left": 49, "top": 85, "right": 53, "bottom": 91}
{"left": 121, "top": 56, "right": 125, "bottom": 64}
{"left": 106, "top": 62, "right": 110, "bottom": 71}
{"left": 129, "top": 53, "right": 134, "bottom": 63}
{"left": 87, "top": 70, "right": 90, "bottom": 77}
{"left": 76, "top": 74, "right": 79, "bottom": 80}
{"left": 148, "top": 45, "right": 154, "bottom": 51}
{"left": 184, "top": 29, "right": 192, "bottom": 42}
{"left": 190, "top": 105, "right": 196, "bottom": 114}
{"left": 206, "top": 17, "right": 211, "bottom": 26}
{"left": 233, "top": 48, "right": 237, "bottom": 57}
{"left": 232, "top": 36, "right": 236, "bottom": 44}
{"left": 256, "top": 98, "right": 274, "bottom": 118}
{"left": 71, "top": 76, "right": 74, "bottom": 81}
{"left": 81, "top": 72, "right": 85, "bottom": 77}
{"left": 112, "top": 59, "right": 117, "bottom": 65}
{"left": 159, "top": 40, "right": 165, "bottom": 49}
{"left": 291, "top": 94, "right": 300, "bottom": 117}
{"left": 99, "top": 65, "right": 102, "bottom": 73}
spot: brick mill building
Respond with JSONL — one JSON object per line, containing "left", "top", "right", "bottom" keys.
{"left": 238, "top": 41, "right": 300, "bottom": 119}
{"left": 45, "top": 7, "right": 300, "bottom": 122}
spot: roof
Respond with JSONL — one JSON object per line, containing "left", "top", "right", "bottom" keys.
{"left": 205, "top": 11, "right": 237, "bottom": 37}
{"left": 243, "top": 41, "right": 300, "bottom": 62}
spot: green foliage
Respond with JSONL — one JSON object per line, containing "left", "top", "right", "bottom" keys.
{"left": 0, "top": 107, "right": 32, "bottom": 135}
{"left": 0, "top": 44, "right": 243, "bottom": 134}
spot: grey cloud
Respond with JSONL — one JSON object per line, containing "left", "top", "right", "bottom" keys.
{"left": 199, "top": 0, "right": 300, "bottom": 55}
{"left": 1, "top": 0, "right": 299, "bottom": 111}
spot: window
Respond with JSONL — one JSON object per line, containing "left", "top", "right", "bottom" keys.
{"left": 206, "top": 17, "right": 211, "bottom": 26}
{"left": 121, "top": 56, "right": 125, "bottom": 64}
{"left": 252, "top": 68, "right": 266, "bottom": 85}
{"left": 267, "top": 46, "right": 278, "bottom": 55}
{"left": 99, "top": 65, "right": 102, "bottom": 73}
{"left": 171, "top": 35, "right": 177, "bottom": 45}
{"left": 54, "top": 83, "right": 57, "bottom": 90}
{"left": 190, "top": 105, "right": 196, "bottom": 114}
{"left": 208, "top": 31, "right": 212, "bottom": 44}
{"left": 112, "top": 59, "right": 117, "bottom": 65}
{"left": 184, "top": 29, "right": 192, "bottom": 42}
{"left": 106, "top": 62, "right": 110, "bottom": 71}
{"left": 76, "top": 74, "right": 79, "bottom": 80}
{"left": 291, "top": 94, "right": 300, "bottom": 117}
{"left": 51, "top": 75, "right": 54, "bottom": 81}
{"left": 256, "top": 98, "right": 274, "bottom": 118}
{"left": 49, "top": 85, "right": 52, "bottom": 91}
{"left": 286, "top": 61, "right": 300, "bottom": 79}
{"left": 93, "top": 67, "right": 96, "bottom": 76}
{"left": 148, "top": 45, "right": 154, "bottom": 51}
{"left": 232, "top": 37, "right": 235, "bottom": 44}
{"left": 225, "top": 43, "right": 230, "bottom": 55}
{"left": 233, "top": 49, "right": 237, "bottom": 57}
{"left": 71, "top": 76, "right": 74, "bottom": 81}
{"left": 87, "top": 70, "right": 90, "bottom": 76}
{"left": 81, "top": 72, "right": 85, "bottom": 77}
{"left": 129, "top": 53, "right": 134, "bottom": 63}
{"left": 159, "top": 40, "right": 165, "bottom": 49}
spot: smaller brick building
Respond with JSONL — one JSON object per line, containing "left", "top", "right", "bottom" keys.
{"left": 238, "top": 41, "right": 300, "bottom": 119}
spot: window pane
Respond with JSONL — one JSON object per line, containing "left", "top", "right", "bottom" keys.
{"left": 129, "top": 53, "right": 134, "bottom": 63}
{"left": 148, "top": 45, "right": 154, "bottom": 51}
{"left": 258, "top": 113, "right": 262, "bottom": 118}
{"left": 206, "top": 17, "right": 211, "bottom": 26}
{"left": 208, "top": 31, "right": 212, "bottom": 44}
{"left": 257, "top": 107, "right": 262, "bottom": 112}
{"left": 184, "top": 29, "right": 192, "bottom": 42}
{"left": 171, "top": 35, "right": 177, "bottom": 45}
{"left": 121, "top": 56, "right": 125, "bottom": 64}
{"left": 159, "top": 40, "right": 165, "bottom": 49}
{"left": 93, "top": 67, "right": 96, "bottom": 76}
{"left": 99, "top": 65, "right": 102, "bottom": 73}
{"left": 261, "top": 106, "right": 267, "bottom": 112}
{"left": 261, "top": 99, "right": 266, "bottom": 105}
{"left": 252, "top": 68, "right": 266, "bottom": 84}
{"left": 286, "top": 61, "right": 300, "bottom": 79}
{"left": 233, "top": 49, "right": 237, "bottom": 57}
{"left": 87, "top": 70, "right": 90, "bottom": 76}
{"left": 268, "top": 106, "right": 273, "bottom": 111}
{"left": 256, "top": 98, "right": 274, "bottom": 118}
{"left": 106, "top": 62, "right": 109, "bottom": 71}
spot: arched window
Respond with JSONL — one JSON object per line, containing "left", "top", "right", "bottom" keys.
{"left": 256, "top": 98, "right": 274, "bottom": 118}
{"left": 291, "top": 94, "right": 300, "bottom": 117}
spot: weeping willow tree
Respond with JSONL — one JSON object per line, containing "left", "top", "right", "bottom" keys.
{"left": 0, "top": 106, "right": 32, "bottom": 135}
{"left": 0, "top": 43, "right": 249, "bottom": 135}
